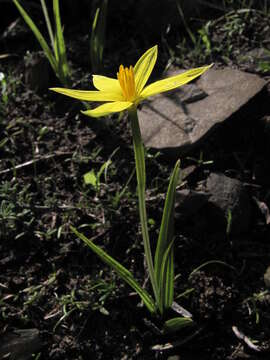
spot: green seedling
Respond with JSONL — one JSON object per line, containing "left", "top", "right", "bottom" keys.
{"left": 83, "top": 147, "right": 119, "bottom": 195}
{"left": 111, "top": 167, "right": 135, "bottom": 209}
{"left": 243, "top": 290, "right": 269, "bottom": 324}
{"left": 84, "top": 160, "right": 111, "bottom": 193}
{"left": 0, "top": 181, "right": 35, "bottom": 239}
{"left": 186, "top": 151, "right": 213, "bottom": 167}
{"left": 13, "top": 0, "right": 70, "bottom": 86}
{"left": 51, "top": 46, "right": 211, "bottom": 332}
{"left": 198, "top": 21, "right": 212, "bottom": 56}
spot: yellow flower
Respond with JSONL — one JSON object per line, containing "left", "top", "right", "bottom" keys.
{"left": 50, "top": 46, "right": 211, "bottom": 118}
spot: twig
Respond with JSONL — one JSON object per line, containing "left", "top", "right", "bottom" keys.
{"left": 0, "top": 152, "right": 72, "bottom": 175}
{"left": 232, "top": 326, "right": 262, "bottom": 352}
{"left": 151, "top": 326, "right": 204, "bottom": 351}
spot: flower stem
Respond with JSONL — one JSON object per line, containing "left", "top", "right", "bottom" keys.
{"left": 129, "top": 106, "right": 159, "bottom": 305}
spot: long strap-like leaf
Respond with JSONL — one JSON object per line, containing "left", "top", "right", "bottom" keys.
{"left": 90, "top": 0, "right": 108, "bottom": 72}
{"left": 13, "top": 0, "right": 57, "bottom": 73}
{"left": 129, "top": 107, "right": 159, "bottom": 305}
{"left": 71, "top": 226, "right": 156, "bottom": 314}
{"left": 53, "top": 0, "right": 70, "bottom": 86}
{"left": 159, "top": 239, "right": 174, "bottom": 313}
{"left": 40, "top": 0, "right": 55, "bottom": 54}
{"left": 154, "top": 160, "right": 180, "bottom": 312}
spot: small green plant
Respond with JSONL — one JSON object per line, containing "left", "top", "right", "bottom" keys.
{"left": 0, "top": 181, "right": 34, "bottom": 239}
{"left": 243, "top": 290, "right": 269, "bottom": 324}
{"left": 111, "top": 167, "right": 135, "bottom": 209}
{"left": 13, "top": 0, "right": 70, "bottom": 86}
{"left": 186, "top": 150, "right": 213, "bottom": 167}
{"left": 51, "top": 46, "right": 210, "bottom": 332}
{"left": 83, "top": 160, "right": 111, "bottom": 194}
{"left": 83, "top": 147, "right": 118, "bottom": 195}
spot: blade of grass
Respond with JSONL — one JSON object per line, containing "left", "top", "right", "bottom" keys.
{"left": 129, "top": 107, "right": 159, "bottom": 306}
{"left": 158, "top": 239, "right": 174, "bottom": 313}
{"left": 71, "top": 226, "right": 156, "bottom": 314}
{"left": 40, "top": 0, "right": 55, "bottom": 54}
{"left": 175, "top": 0, "right": 196, "bottom": 45}
{"left": 13, "top": 0, "right": 57, "bottom": 73}
{"left": 90, "top": 0, "right": 108, "bottom": 72}
{"left": 188, "top": 260, "right": 238, "bottom": 280}
{"left": 154, "top": 160, "right": 180, "bottom": 313}
{"left": 154, "top": 161, "right": 180, "bottom": 284}
{"left": 53, "top": 0, "right": 70, "bottom": 86}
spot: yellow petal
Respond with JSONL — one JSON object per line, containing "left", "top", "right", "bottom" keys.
{"left": 134, "top": 45, "right": 157, "bottom": 95}
{"left": 81, "top": 101, "right": 133, "bottom": 118}
{"left": 140, "top": 65, "right": 212, "bottom": 99}
{"left": 93, "top": 75, "right": 122, "bottom": 94}
{"left": 50, "top": 87, "right": 123, "bottom": 102}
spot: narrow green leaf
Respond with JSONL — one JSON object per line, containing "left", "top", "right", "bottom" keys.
{"left": 90, "top": 0, "right": 108, "bottom": 72}
{"left": 164, "top": 316, "right": 193, "bottom": 334}
{"left": 40, "top": 0, "right": 55, "bottom": 54}
{"left": 188, "top": 260, "right": 237, "bottom": 281}
{"left": 71, "top": 226, "right": 156, "bottom": 314}
{"left": 53, "top": 35, "right": 59, "bottom": 63}
{"left": 129, "top": 107, "right": 159, "bottom": 305}
{"left": 13, "top": 0, "right": 57, "bottom": 73}
{"left": 159, "top": 240, "right": 174, "bottom": 313}
{"left": 53, "top": 0, "right": 70, "bottom": 86}
{"left": 154, "top": 160, "right": 180, "bottom": 292}
{"left": 97, "top": 159, "right": 111, "bottom": 183}
{"left": 90, "top": 7, "right": 100, "bottom": 72}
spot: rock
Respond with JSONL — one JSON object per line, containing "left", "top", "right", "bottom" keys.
{"left": 1, "top": 18, "right": 30, "bottom": 43}
{"left": 138, "top": 68, "right": 266, "bottom": 157}
{"left": 264, "top": 266, "right": 270, "bottom": 289}
{"left": 0, "top": 328, "right": 43, "bottom": 360}
{"left": 24, "top": 52, "right": 50, "bottom": 93}
{"left": 205, "top": 173, "right": 251, "bottom": 234}
{"left": 174, "top": 173, "right": 252, "bottom": 234}
{"left": 175, "top": 189, "right": 210, "bottom": 219}
{"left": 237, "top": 48, "right": 270, "bottom": 73}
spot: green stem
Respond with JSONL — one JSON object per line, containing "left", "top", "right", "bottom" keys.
{"left": 129, "top": 106, "right": 159, "bottom": 304}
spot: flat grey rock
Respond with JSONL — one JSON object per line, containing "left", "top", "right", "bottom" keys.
{"left": 237, "top": 48, "right": 270, "bottom": 72}
{"left": 0, "top": 328, "right": 42, "bottom": 360}
{"left": 175, "top": 189, "right": 210, "bottom": 219}
{"left": 205, "top": 173, "right": 251, "bottom": 234}
{"left": 138, "top": 68, "right": 266, "bottom": 155}
{"left": 264, "top": 266, "right": 270, "bottom": 289}
{"left": 175, "top": 173, "right": 251, "bottom": 234}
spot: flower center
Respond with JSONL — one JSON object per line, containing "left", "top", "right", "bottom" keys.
{"left": 117, "top": 65, "right": 136, "bottom": 101}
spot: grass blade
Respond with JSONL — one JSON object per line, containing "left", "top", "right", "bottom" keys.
{"left": 53, "top": 0, "right": 70, "bottom": 86}
{"left": 71, "top": 226, "right": 156, "bottom": 314}
{"left": 40, "top": 0, "right": 55, "bottom": 54}
{"left": 129, "top": 108, "right": 159, "bottom": 305}
{"left": 13, "top": 0, "right": 57, "bottom": 73}
{"left": 90, "top": 0, "right": 108, "bottom": 72}
{"left": 154, "top": 160, "right": 180, "bottom": 312}
{"left": 155, "top": 161, "right": 180, "bottom": 282}
{"left": 159, "top": 240, "right": 175, "bottom": 312}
